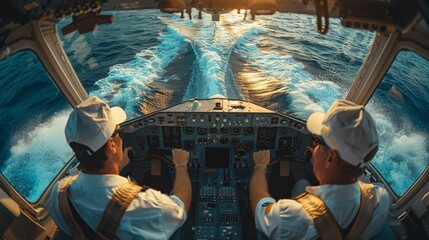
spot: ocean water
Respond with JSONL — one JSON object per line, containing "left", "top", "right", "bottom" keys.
{"left": 0, "top": 10, "right": 428, "bottom": 202}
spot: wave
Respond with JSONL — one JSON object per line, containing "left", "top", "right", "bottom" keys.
{"left": 91, "top": 25, "right": 190, "bottom": 118}
{"left": 1, "top": 110, "right": 72, "bottom": 202}
{"left": 1, "top": 11, "right": 427, "bottom": 201}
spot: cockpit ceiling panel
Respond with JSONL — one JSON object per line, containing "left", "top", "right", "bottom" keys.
{"left": 0, "top": 0, "right": 426, "bottom": 52}
{"left": 0, "top": 0, "right": 420, "bottom": 28}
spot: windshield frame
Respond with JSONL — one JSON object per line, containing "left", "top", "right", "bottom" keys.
{"left": 357, "top": 38, "right": 429, "bottom": 214}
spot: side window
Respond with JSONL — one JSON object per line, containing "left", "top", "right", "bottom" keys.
{"left": 366, "top": 50, "right": 429, "bottom": 196}
{"left": 0, "top": 51, "right": 73, "bottom": 203}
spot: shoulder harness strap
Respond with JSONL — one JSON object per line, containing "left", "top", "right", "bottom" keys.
{"left": 59, "top": 177, "right": 146, "bottom": 240}
{"left": 346, "top": 181, "right": 374, "bottom": 240}
{"left": 294, "top": 181, "right": 375, "bottom": 240}
{"left": 58, "top": 175, "right": 87, "bottom": 239}
{"left": 95, "top": 181, "right": 145, "bottom": 240}
{"left": 295, "top": 192, "right": 343, "bottom": 240}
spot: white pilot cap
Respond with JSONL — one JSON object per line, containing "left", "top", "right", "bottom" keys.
{"left": 306, "top": 100, "right": 379, "bottom": 167}
{"left": 65, "top": 96, "right": 126, "bottom": 152}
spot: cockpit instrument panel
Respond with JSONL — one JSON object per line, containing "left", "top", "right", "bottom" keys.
{"left": 123, "top": 99, "right": 312, "bottom": 167}
{"left": 120, "top": 99, "right": 314, "bottom": 239}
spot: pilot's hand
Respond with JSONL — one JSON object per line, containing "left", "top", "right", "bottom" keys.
{"left": 119, "top": 147, "right": 133, "bottom": 169}
{"left": 253, "top": 150, "right": 270, "bottom": 167}
{"left": 172, "top": 148, "right": 189, "bottom": 167}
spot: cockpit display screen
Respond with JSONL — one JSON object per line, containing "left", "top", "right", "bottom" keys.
{"left": 205, "top": 147, "right": 230, "bottom": 168}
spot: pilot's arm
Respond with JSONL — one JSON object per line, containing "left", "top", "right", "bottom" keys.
{"left": 249, "top": 150, "right": 272, "bottom": 217}
{"left": 171, "top": 148, "right": 192, "bottom": 213}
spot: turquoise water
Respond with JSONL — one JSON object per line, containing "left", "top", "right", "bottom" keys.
{"left": 0, "top": 10, "right": 427, "bottom": 201}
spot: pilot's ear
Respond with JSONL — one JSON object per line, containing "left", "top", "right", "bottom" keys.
{"left": 326, "top": 149, "right": 339, "bottom": 168}
{"left": 105, "top": 138, "right": 117, "bottom": 155}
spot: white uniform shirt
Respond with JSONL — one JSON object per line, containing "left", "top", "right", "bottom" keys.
{"left": 255, "top": 182, "right": 391, "bottom": 240}
{"left": 49, "top": 172, "right": 186, "bottom": 240}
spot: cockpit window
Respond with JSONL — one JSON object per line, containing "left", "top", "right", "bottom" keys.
{"left": 0, "top": 51, "right": 73, "bottom": 203}
{"left": 58, "top": 11, "right": 374, "bottom": 121}
{"left": 366, "top": 50, "right": 429, "bottom": 196}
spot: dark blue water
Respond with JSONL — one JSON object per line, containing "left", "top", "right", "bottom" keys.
{"left": 0, "top": 10, "right": 428, "bottom": 201}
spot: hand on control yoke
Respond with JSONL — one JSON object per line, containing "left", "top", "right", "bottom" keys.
{"left": 253, "top": 150, "right": 270, "bottom": 167}
{"left": 172, "top": 149, "right": 189, "bottom": 168}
